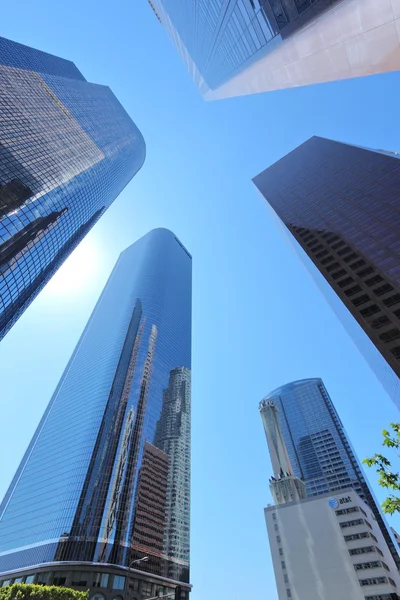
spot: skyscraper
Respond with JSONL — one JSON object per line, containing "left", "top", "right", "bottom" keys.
{"left": 0, "top": 35, "right": 145, "bottom": 339}
{"left": 260, "top": 378, "right": 400, "bottom": 569}
{"left": 148, "top": 0, "right": 400, "bottom": 100}
{"left": 253, "top": 137, "right": 400, "bottom": 410}
{"left": 0, "top": 229, "right": 192, "bottom": 599}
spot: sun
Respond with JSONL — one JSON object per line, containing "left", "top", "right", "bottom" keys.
{"left": 44, "top": 235, "right": 101, "bottom": 297}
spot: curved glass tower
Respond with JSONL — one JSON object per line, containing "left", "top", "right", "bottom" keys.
{"left": 0, "top": 229, "right": 191, "bottom": 598}
{"left": 261, "top": 378, "right": 400, "bottom": 569}
{"left": 0, "top": 35, "right": 146, "bottom": 340}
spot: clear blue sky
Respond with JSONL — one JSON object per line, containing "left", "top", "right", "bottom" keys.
{"left": 1, "top": 2, "right": 400, "bottom": 599}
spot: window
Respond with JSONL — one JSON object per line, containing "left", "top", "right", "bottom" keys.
{"left": 380, "top": 328, "right": 400, "bottom": 342}
{"left": 361, "top": 304, "right": 381, "bottom": 317}
{"left": 336, "top": 507, "right": 359, "bottom": 515}
{"left": 36, "top": 573, "right": 49, "bottom": 586}
{"left": 112, "top": 576, "right": 125, "bottom": 591}
{"left": 349, "top": 546, "right": 375, "bottom": 555}
{"left": 25, "top": 576, "right": 35, "bottom": 584}
{"left": 359, "top": 577, "right": 387, "bottom": 586}
{"left": 272, "top": 513, "right": 276, "bottom": 520}
{"left": 93, "top": 574, "right": 109, "bottom": 588}
{"left": 374, "top": 283, "right": 394, "bottom": 296}
{"left": 365, "top": 594, "right": 400, "bottom": 600}
{"left": 369, "top": 315, "right": 391, "bottom": 329}
{"left": 284, "top": 574, "right": 289, "bottom": 583}
{"left": 331, "top": 269, "right": 347, "bottom": 280}
{"left": 281, "top": 561, "right": 286, "bottom": 569}
{"left": 326, "top": 261, "right": 340, "bottom": 272}
{"left": 286, "top": 590, "right": 291, "bottom": 598}
{"left": 340, "top": 518, "right": 364, "bottom": 528}
{"left": 358, "top": 266, "right": 374, "bottom": 277}
{"left": 390, "top": 346, "right": 400, "bottom": 358}
{"left": 345, "top": 284, "right": 362, "bottom": 297}
{"left": 338, "top": 276, "right": 354, "bottom": 288}
{"left": 365, "top": 275, "right": 384, "bottom": 286}
{"left": 337, "top": 246, "right": 351, "bottom": 256}
{"left": 52, "top": 572, "right": 67, "bottom": 586}
{"left": 332, "top": 240, "right": 345, "bottom": 250}
{"left": 349, "top": 259, "right": 366, "bottom": 270}
{"left": 276, "top": 536, "right": 281, "bottom": 543}
{"left": 388, "top": 577, "right": 397, "bottom": 587}
{"left": 91, "top": 594, "right": 106, "bottom": 600}
{"left": 381, "top": 561, "right": 390, "bottom": 571}
{"left": 274, "top": 524, "right": 278, "bottom": 531}
{"left": 365, "top": 595, "right": 397, "bottom": 600}
{"left": 375, "top": 546, "right": 384, "bottom": 556}
{"left": 352, "top": 294, "right": 371, "bottom": 307}
{"left": 72, "top": 572, "right": 88, "bottom": 587}
{"left": 1, "top": 581, "right": 10, "bottom": 587}
{"left": 384, "top": 293, "right": 400, "bottom": 307}
{"left": 343, "top": 252, "right": 358, "bottom": 263}
{"left": 128, "top": 579, "right": 139, "bottom": 592}
{"left": 354, "top": 561, "right": 380, "bottom": 570}
{"left": 141, "top": 581, "right": 152, "bottom": 595}
{"left": 13, "top": 578, "right": 23, "bottom": 584}
{"left": 370, "top": 534, "right": 378, "bottom": 543}
{"left": 279, "top": 548, "right": 283, "bottom": 556}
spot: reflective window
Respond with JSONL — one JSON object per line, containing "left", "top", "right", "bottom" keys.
{"left": 93, "top": 574, "right": 109, "bottom": 589}
{"left": 112, "top": 577, "right": 125, "bottom": 591}
{"left": 71, "top": 573, "right": 88, "bottom": 587}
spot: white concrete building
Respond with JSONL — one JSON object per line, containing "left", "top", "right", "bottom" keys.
{"left": 265, "top": 488, "right": 400, "bottom": 600}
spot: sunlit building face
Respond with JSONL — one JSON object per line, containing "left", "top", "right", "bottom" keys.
{"left": 0, "top": 35, "right": 145, "bottom": 339}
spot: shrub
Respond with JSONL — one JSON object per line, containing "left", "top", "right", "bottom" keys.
{"left": 0, "top": 584, "right": 88, "bottom": 600}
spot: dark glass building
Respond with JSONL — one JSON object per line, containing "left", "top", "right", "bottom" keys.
{"left": 0, "top": 229, "right": 192, "bottom": 599}
{"left": 259, "top": 378, "right": 400, "bottom": 569}
{"left": 0, "top": 36, "right": 145, "bottom": 339}
{"left": 253, "top": 137, "right": 400, "bottom": 410}
{"left": 149, "top": 0, "right": 400, "bottom": 99}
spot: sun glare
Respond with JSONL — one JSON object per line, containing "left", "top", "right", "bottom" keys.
{"left": 44, "top": 236, "right": 101, "bottom": 297}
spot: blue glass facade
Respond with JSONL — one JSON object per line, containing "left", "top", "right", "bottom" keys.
{"left": 253, "top": 137, "right": 400, "bottom": 411}
{"left": 261, "top": 378, "right": 400, "bottom": 568}
{"left": 0, "top": 229, "right": 192, "bottom": 586}
{"left": 149, "top": 0, "right": 343, "bottom": 93}
{"left": 0, "top": 36, "right": 146, "bottom": 339}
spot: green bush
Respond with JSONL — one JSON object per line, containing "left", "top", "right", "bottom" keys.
{"left": 0, "top": 584, "right": 88, "bottom": 600}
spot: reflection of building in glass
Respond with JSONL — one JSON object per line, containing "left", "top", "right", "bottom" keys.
{"left": 253, "top": 137, "right": 400, "bottom": 410}
{"left": 261, "top": 378, "right": 400, "bottom": 569}
{"left": 149, "top": 0, "right": 400, "bottom": 99}
{"left": 130, "top": 442, "right": 169, "bottom": 557}
{"left": 154, "top": 367, "right": 191, "bottom": 581}
{"left": 0, "top": 229, "right": 192, "bottom": 598}
{"left": 0, "top": 35, "right": 145, "bottom": 340}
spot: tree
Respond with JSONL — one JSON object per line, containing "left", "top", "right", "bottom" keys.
{"left": 364, "top": 422, "right": 400, "bottom": 515}
{"left": 0, "top": 585, "right": 88, "bottom": 600}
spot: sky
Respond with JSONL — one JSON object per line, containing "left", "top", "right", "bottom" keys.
{"left": 1, "top": 2, "right": 400, "bottom": 599}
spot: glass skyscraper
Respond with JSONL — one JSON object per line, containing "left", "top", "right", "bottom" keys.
{"left": 253, "top": 136, "right": 400, "bottom": 411}
{"left": 0, "top": 35, "right": 145, "bottom": 340}
{"left": 260, "top": 378, "right": 400, "bottom": 569}
{"left": 148, "top": 0, "right": 400, "bottom": 99}
{"left": 0, "top": 229, "right": 192, "bottom": 599}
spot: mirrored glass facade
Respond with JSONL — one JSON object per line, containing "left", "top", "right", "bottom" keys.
{"left": 0, "top": 36, "right": 146, "bottom": 339}
{"left": 262, "top": 378, "right": 400, "bottom": 569}
{"left": 253, "top": 137, "right": 400, "bottom": 411}
{"left": 0, "top": 229, "right": 192, "bottom": 587}
{"left": 149, "top": 0, "right": 400, "bottom": 99}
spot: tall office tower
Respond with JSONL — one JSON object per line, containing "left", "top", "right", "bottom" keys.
{"left": 0, "top": 35, "right": 145, "bottom": 340}
{"left": 147, "top": 0, "right": 400, "bottom": 100}
{"left": 259, "top": 400, "right": 306, "bottom": 505}
{"left": 0, "top": 229, "right": 192, "bottom": 600}
{"left": 260, "top": 378, "right": 400, "bottom": 569}
{"left": 266, "top": 489, "right": 400, "bottom": 600}
{"left": 253, "top": 137, "right": 400, "bottom": 410}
